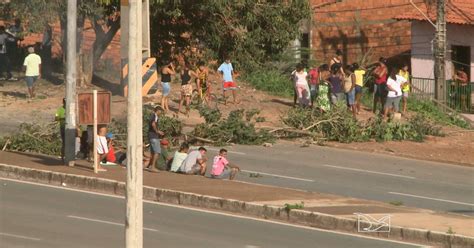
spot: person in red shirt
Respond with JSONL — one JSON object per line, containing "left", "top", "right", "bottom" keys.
{"left": 308, "top": 67, "right": 319, "bottom": 107}
{"left": 105, "top": 132, "right": 116, "bottom": 164}
{"left": 372, "top": 57, "right": 388, "bottom": 114}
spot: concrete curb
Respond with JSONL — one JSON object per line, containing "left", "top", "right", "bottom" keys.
{"left": 1, "top": 164, "right": 472, "bottom": 247}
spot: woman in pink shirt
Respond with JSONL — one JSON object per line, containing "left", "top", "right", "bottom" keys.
{"left": 211, "top": 149, "right": 240, "bottom": 180}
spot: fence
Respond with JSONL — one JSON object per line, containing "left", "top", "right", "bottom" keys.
{"left": 411, "top": 77, "right": 472, "bottom": 113}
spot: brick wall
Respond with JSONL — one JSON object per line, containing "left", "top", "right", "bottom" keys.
{"left": 310, "top": 0, "right": 416, "bottom": 66}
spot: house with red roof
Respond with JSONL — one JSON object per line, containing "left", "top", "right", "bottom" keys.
{"left": 396, "top": 0, "right": 474, "bottom": 83}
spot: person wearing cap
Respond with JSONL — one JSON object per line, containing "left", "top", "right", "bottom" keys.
{"left": 156, "top": 139, "right": 172, "bottom": 171}
{"left": 23, "top": 46, "right": 41, "bottom": 98}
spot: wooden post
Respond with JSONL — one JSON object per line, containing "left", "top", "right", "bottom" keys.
{"left": 126, "top": 0, "right": 143, "bottom": 247}
{"left": 93, "top": 90, "right": 98, "bottom": 174}
{"left": 65, "top": 0, "right": 77, "bottom": 166}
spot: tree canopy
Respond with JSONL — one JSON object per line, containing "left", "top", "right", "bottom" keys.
{"left": 150, "top": 0, "right": 311, "bottom": 71}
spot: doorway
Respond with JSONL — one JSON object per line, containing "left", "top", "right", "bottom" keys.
{"left": 451, "top": 45, "right": 470, "bottom": 80}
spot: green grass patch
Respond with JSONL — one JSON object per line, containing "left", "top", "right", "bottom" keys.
{"left": 241, "top": 69, "right": 293, "bottom": 97}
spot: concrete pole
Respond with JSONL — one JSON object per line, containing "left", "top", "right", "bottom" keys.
{"left": 65, "top": 0, "right": 77, "bottom": 166}
{"left": 434, "top": 0, "right": 446, "bottom": 102}
{"left": 125, "top": 0, "right": 143, "bottom": 247}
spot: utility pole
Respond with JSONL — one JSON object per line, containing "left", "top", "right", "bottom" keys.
{"left": 434, "top": 0, "right": 446, "bottom": 102}
{"left": 65, "top": 0, "right": 77, "bottom": 166}
{"left": 125, "top": 0, "right": 143, "bottom": 247}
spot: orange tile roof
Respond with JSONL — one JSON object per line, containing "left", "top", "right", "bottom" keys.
{"left": 396, "top": 0, "right": 474, "bottom": 25}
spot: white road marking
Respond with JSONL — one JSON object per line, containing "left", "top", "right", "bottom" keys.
{"left": 388, "top": 192, "right": 474, "bottom": 207}
{"left": 1, "top": 177, "right": 425, "bottom": 247}
{"left": 241, "top": 169, "right": 315, "bottom": 182}
{"left": 0, "top": 232, "right": 41, "bottom": 241}
{"left": 67, "top": 215, "right": 159, "bottom": 232}
{"left": 321, "top": 164, "right": 416, "bottom": 179}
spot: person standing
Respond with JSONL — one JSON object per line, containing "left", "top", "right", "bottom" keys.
{"left": 55, "top": 98, "right": 66, "bottom": 161}
{"left": 211, "top": 149, "right": 240, "bottom": 180}
{"left": 353, "top": 63, "right": 366, "bottom": 114}
{"left": 398, "top": 64, "right": 410, "bottom": 114}
{"left": 308, "top": 66, "right": 319, "bottom": 107}
{"left": 384, "top": 68, "right": 406, "bottom": 119}
{"left": 293, "top": 63, "right": 310, "bottom": 107}
{"left": 0, "top": 26, "right": 16, "bottom": 81}
{"left": 178, "top": 62, "right": 194, "bottom": 116}
{"left": 344, "top": 65, "right": 357, "bottom": 118}
{"left": 160, "top": 61, "right": 176, "bottom": 112}
{"left": 195, "top": 61, "right": 210, "bottom": 104}
{"left": 373, "top": 58, "right": 388, "bottom": 114}
{"left": 316, "top": 64, "right": 331, "bottom": 111}
{"left": 453, "top": 67, "right": 469, "bottom": 112}
{"left": 330, "top": 49, "right": 345, "bottom": 76}
{"left": 218, "top": 56, "right": 239, "bottom": 105}
{"left": 23, "top": 47, "right": 42, "bottom": 98}
{"left": 148, "top": 106, "right": 165, "bottom": 172}
{"left": 96, "top": 125, "right": 108, "bottom": 172}
{"left": 7, "top": 19, "right": 23, "bottom": 70}
{"left": 328, "top": 64, "right": 345, "bottom": 105}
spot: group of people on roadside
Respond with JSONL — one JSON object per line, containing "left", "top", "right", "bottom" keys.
{"left": 292, "top": 50, "right": 412, "bottom": 119}
{"left": 158, "top": 56, "right": 239, "bottom": 116}
{"left": 145, "top": 106, "right": 240, "bottom": 180}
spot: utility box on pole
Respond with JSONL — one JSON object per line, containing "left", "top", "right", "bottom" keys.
{"left": 434, "top": 0, "right": 447, "bottom": 102}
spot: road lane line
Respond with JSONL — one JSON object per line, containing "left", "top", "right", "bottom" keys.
{"left": 0, "top": 232, "right": 41, "bottom": 241}
{"left": 67, "top": 215, "right": 158, "bottom": 232}
{"left": 241, "top": 170, "right": 314, "bottom": 182}
{"left": 321, "top": 164, "right": 416, "bottom": 179}
{"left": 388, "top": 192, "right": 474, "bottom": 206}
{"left": 1, "top": 178, "right": 424, "bottom": 247}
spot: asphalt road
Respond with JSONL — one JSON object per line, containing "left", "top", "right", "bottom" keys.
{"left": 0, "top": 179, "right": 423, "bottom": 248}
{"left": 201, "top": 144, "right": 474, "bottom": 215}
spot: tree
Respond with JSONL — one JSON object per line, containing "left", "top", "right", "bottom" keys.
{"left": 2, "top": 0, "right": 120, "bottom": 83}
{"left": 149, "top": 0, "right": 311, "bottom": 71}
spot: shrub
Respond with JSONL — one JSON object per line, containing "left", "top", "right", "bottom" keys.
{"left": 283, "top": 106, "right": 444, "bottom": 143}
{"left": 193, "top": 107, "right": 275, "bottom": 145}
{"left": 0, "top": 122, "right": 62, "bottom": 156}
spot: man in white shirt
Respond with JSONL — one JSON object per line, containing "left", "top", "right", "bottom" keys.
{"left": 23, "top": 46, "right": 42, "bottom": 98}
{"left": 180, "top": 147, "right": 207, "bottom": 175}
{"left": 96, "top": 126, "right": 108, "bottom": 172}
{"left": 384, "top": 69, "right": 407, "bottom": 119}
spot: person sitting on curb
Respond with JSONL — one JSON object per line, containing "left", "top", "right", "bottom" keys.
{"left": 180, "top": 146, "right": 207, "bottom": 175}
{"left": 96, "top": 125, "right": 108, "bottom": 172}
{"left": 102, "top": 132, "right": 120, "bottom": 166}
{"left": 170, "top": 143, "right": 189, "bottom": 173}
{"left": 211, "top": 148, "right": 240, "bottom": 180}
{"left": 157, "top": 139, "right": 173, "bottom": 171}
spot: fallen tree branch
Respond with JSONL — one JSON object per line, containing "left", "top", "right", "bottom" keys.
{"left": 2, "top": 138, "right": 10, "bottom": 151}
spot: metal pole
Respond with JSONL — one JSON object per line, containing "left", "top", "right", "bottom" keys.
{"left": 65, "top": 0, "right": 77, "bottom": 166}
{"left": 126, "top": 0, "right": 143, "bottom": 247}
{"left": 434, "top": 0, "right": 446, "bottom": 102}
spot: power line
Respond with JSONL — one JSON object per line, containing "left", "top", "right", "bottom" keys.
{"left": 312, "top": 1, "right": 425, "bottom": 14}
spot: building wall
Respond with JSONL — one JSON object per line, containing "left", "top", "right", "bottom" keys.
{"left": 411, "top": 21, "right": 474, "bottom": 82}
{"left": 310, "top": 0, "right": 413, "bottom": 66}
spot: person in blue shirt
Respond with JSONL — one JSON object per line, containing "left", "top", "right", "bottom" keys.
{"left": 217, "top": 57, "right": 239, "bottom": 105}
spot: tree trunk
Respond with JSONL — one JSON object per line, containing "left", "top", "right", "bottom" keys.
{"left": 93, "top": 16, "right": 121, "bottom": 66}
